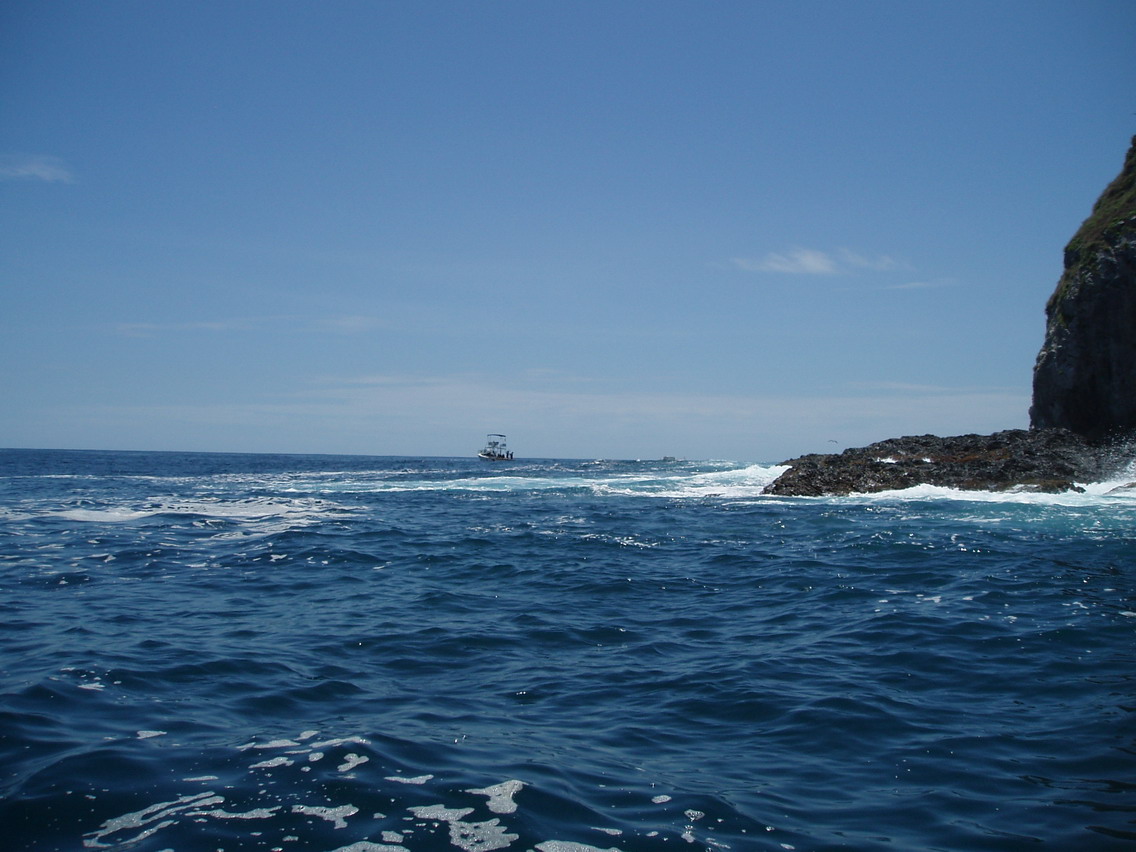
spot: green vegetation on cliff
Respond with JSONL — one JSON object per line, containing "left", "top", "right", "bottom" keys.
{"left": 1061, "top": 135, "right": 1136, "bottom": 266}
{"left": 1048, "top": 135, "right": 1136, "bottom": 318}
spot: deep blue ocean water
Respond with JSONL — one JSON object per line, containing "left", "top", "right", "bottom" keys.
{"left": 1, "top": 448, "right": 1134, "bottom": 852}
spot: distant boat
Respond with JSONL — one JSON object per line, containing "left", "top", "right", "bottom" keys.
{"left": 478, "top": 433, "right": 513, "bottom": 461}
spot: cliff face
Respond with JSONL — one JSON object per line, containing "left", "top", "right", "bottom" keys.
{"left": 1030, "top": 136, "right": 1136, "bottom": 440}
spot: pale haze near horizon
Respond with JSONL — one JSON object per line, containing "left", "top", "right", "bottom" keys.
{"left": 2, "top": 1, "right": 1134, "bottom": 462}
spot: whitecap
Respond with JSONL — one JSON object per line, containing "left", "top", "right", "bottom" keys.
{"left": 838, "top": 479, "right": 1136, "bottom": 507}
{"left": 57, "top": 508, "right": 157, "bottom": 523}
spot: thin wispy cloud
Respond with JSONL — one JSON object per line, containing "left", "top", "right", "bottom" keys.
{"left": 837, "top": 249, "right": 900, "bottom": 271}
{"left": 733, "top": 248, "right": 839, "bottom": 275}
{"left": 732, "top": 247, "right": 903, "bottom": 276}
{"left": 0, "top": 154, "right": 73, "bottom": 183}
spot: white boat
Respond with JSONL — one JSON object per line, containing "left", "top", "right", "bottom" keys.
{"left": 478, "top": 434, "right": 513, "bottom": 461}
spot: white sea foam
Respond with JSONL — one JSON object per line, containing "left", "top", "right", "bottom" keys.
{"left": 838, "top": 479, "right": 1136, "bottom": 507}
{"left": 83, "top": 791, "right": 222, "bottom": 848}
{"left": 672, "top": 463, "right": 789, "bottom": 498}
{"left": 337, "top": 753, "right": 368, "bottom": 772}
{"left": 83, "top": 724, "right": 703, "bottom": 852}
{"left": 387, "top": 773, "right": 434, "bottom": 784}
{"left": 407, "top": 804, "right": 518, "bottom": 852}
{"left": 57, "top": 508, "right": 157, "bottom": 523}
{"left": 195, "top": 806, "right": 279, "bottom": 819}
{"left": 50, "top": 496, "right": 349, "bottom": 529}
{"left": 250, "top": 756, "right": 294, "bottom": 769}
{"left": 448, "top": 818, "right": 518, "bottom": 852}
{"left": 589, "top": 463, "right": 789, "bottom": 499}
{"left": 291, "top": 803, "right": 358, "bottom": 828}
{"left": 281, "top": 460, "right": 789, "bottom": 501}
{"left": 408, "top": 804, "right": 474, "bottom": 821}
{"left": 240, "top": 738, "right": 301, "bottom": 750}
{"left": 304, "top": 736, "right": 369, "bottom": 750}
{"left": 465, "top": 779, "right": 524, "bottom": 814}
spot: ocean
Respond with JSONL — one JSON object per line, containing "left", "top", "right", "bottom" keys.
{"left": 1, "top": 448, "right": 1133, "bottom": 851}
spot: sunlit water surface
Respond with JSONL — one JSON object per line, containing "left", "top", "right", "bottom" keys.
{"left": 1, "top": 449, "right": 1134, "bottom": 851}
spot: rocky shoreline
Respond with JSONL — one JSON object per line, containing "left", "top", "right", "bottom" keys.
{"left": 765, "top": 137, "right": 1136, "bottom": 498}
{"left": 763, "top": 428, "right": 1129, "bottom": 497}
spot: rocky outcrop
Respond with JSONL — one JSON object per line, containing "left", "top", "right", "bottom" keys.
{"left": 763, "top": 429, "right": 1115, "bottom": 497}
{"left": 1030, "top": 136, "right": 1136, "bottom": 440}
{"left": 764, "top": 137, "right": 1136, "bottom": 497}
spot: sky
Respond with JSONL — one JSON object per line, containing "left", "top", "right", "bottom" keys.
{"left": 2, "top": 1, "right": 1134, "bottom": 462}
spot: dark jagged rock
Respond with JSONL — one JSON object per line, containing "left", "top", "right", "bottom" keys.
{"left": 764, "top": 429, "right": 1116, "bottom": 497}
{"left": 1030, "top": 136, "right": 1136, "bottom": 439}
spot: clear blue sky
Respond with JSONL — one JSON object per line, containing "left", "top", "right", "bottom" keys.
{"left": 2, "top": 1, "right": 1134, "bottom": 461}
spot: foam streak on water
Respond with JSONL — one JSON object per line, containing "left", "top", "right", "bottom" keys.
{"left": 0, "top": 449, "right": 1134, "bottom": 851}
